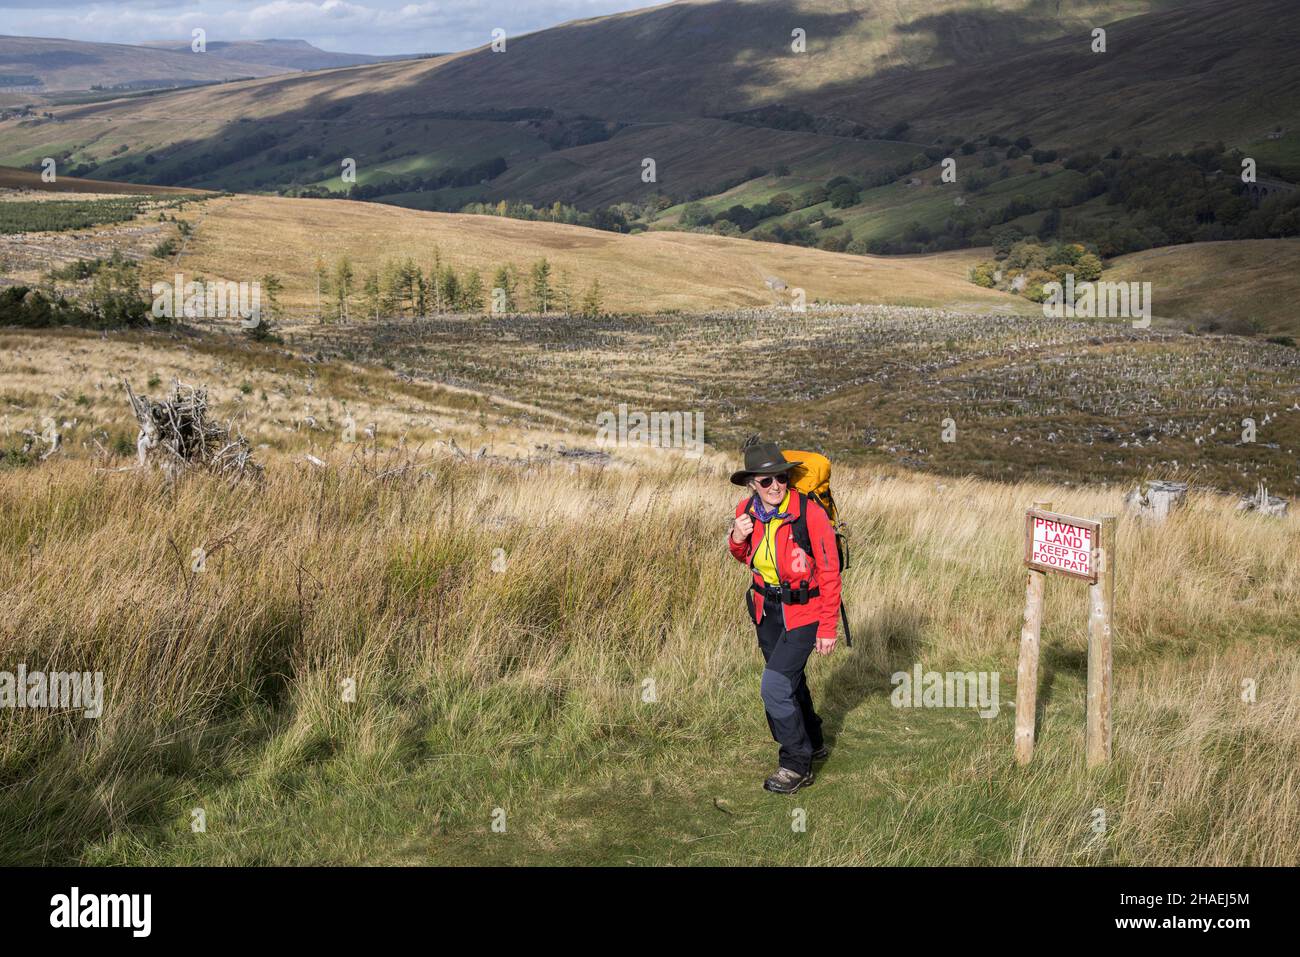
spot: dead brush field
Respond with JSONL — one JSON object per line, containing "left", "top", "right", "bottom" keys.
{"left": 295, "top": 305, "right": 1300, "bottom": 498}
{"left": 0, "top": 325, "right": 586, "bottom": 474}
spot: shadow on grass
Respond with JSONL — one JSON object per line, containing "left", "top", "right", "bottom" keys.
{"left": 1035, "top": 644, "right": 1086, "bottom": 733}
{"left": 817, "top": 603, "right": 927, "bottom": 750}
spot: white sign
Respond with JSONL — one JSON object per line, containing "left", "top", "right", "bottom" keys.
{"left": 1024, "top": 509, "right": 1100, "bottom": 582}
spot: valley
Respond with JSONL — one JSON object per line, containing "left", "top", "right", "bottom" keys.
{"left": 0, "top": 0, "right": 1297, "bottom": 873}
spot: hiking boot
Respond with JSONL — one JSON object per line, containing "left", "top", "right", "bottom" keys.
{"left": 811, "top": 746, "right": 830, "bottom": 762}
{"left": 763, "top": 767, "right": 813, "bottom": 794}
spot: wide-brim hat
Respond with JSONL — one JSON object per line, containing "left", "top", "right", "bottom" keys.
{"left": 730, "top": 441, "right": 800, "bottom": 485}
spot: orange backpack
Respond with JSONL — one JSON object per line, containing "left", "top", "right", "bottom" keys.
{"left": 783, "top": 449, "right": 848, "bottom": 569}
{"left": 784, "top": 448, "right": 853, "bottom": 647}
{"left": 784, "top": 450, "right": 838, "bottom": 525}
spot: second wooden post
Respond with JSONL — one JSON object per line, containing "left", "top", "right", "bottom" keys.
{"left": 1086, "top": 515, "right": 1116, "bottom": 767}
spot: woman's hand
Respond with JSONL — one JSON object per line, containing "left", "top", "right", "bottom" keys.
{"left": 731, "top": 513, "right": 754, "bottom": 543}
{"left": 816, "top": 637, "right": 836, "bottom": 656}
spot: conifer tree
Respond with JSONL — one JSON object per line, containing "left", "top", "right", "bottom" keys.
{"left": 580, "top": 278, "right": 603, "bottom": 318}
{"left": 530, "top": 258, "right": 552, "bottom": 313}
{"left": 332, "top": 256, "right": 354, "bottom": 322}
{"left": 491, "top": 265, "right": 516, "bottom": 313}
{"left": 462, "top": 269, "right": 485, "bottom": 312}
{"left": 439, "top": 265, "right": 461, "bottom": 311}
{"left": 556, "top": 269, "right": 574, "bottom": 316}
{"left": 362, "top": 269, "right": 381, "bottom": 320}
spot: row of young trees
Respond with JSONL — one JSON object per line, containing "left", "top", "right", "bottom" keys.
{"left": 7, "top": 253, "right": 152, "bottom": 329}
{"left": 309, "top": 249, "right": 604, "bottom": 321}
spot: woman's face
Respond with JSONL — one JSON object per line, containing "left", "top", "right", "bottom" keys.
{"left": 751, "top": 472, "right": 790, "bottom": 508}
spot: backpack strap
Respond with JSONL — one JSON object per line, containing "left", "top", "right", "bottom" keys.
{"left": 789, "top": 492, "right": 813, "bottom": 563}
{"left": 745, "top": 493, "right": 758, "bottom": 574}
{"left": 822, "top": 489, "right": 839, "bottom": 526}
{"left": 793, "top": 493, "right": 853, "bottom": 647}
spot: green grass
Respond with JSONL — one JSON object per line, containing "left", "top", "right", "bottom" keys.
{"left": 59, "top": 558, "right": 1296, "bottom": 867}
{"left": 1243, "top": 132, "right": 1300, "bottom": 180}
{"left": 0, "top": 197, "right": 145, "bottom": 233}
{"left": 78, "top": 669, "right": 1031, "bottom": 865}
{"left": 656, "top": 162, "right": 1088, "bottom": 247}
{"left": 381, "top": 185, "right": 486, "bottom": 211}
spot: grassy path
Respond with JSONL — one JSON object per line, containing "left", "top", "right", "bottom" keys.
{"left": 80, "top": 647, "right": 1111, "bottom": 866}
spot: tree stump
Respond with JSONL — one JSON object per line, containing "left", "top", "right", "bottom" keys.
{"left": 124, "top": 378, "right": 261, "bottom": 482}
{"left": 1237, "top": 482, "right": 1288, "bottom": 518}
{"left": 1124, "top": 480, "right": 1187, "bottom": 522}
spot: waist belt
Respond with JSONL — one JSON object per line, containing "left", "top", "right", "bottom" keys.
{"left": 752, "top": 581, "right": 820, "bottom": 605}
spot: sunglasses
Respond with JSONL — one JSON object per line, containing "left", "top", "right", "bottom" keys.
{"left": 755, "top": 474, "right": 789, "bottom": 489}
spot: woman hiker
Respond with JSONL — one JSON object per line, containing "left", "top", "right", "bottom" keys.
{"left": 728, "top": 441, "right": 842, "bottom": 794}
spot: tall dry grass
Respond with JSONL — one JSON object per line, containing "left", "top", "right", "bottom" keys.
{"left": 0, "top": 449, "right": 1296, "bottom": 864}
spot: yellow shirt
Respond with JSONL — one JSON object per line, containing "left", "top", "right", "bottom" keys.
{"left": 752, "top": 491, "right": 790, "bottom": 586}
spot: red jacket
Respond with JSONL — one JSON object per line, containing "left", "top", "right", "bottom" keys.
{"left": 728, "top": 492, "right": 842, "bottom": 641}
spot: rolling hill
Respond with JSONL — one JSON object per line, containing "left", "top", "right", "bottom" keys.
{"left": 0, "top": 164, "right": 210, "bottom": 195}
{"left": 3, "top": 0, "right": 1292, "bottom": 193}
{"left": 1105, "top": 239, "right": 1300, "bottom": 336}
{"left": 134, "top": 38, "right": 426, "bottom": 72}
{"left": 0, "top": 166, "right": 1026, "bottom": 313}
{"left": 2, "top": 0, "right": 1297, "bottom": 326}
{"left": 0, "top": 0, "right": 1293, "bottom": 283}
{"left": 0, "top": 35, "right": 291, "bottom": 93}
{"left": 7, "top": 166, "right": 1300, "bottom": 335}
{"left": 150, "top": 193, "right": 1034, "bottom": 315}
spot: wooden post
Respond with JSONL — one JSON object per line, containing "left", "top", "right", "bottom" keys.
{"left": 1086, "top": 515, "right": 1116, "bottom": 766}
{"left": 1014, "top": 500, "right": 1051, "bottom": 765}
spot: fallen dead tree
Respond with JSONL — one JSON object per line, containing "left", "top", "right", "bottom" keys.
{"left": 124, "top": 378, "right": 262, "bottom": 482}
{"left": 17, "top": 419, "right": 60, "bottom": 461}
{"left": 1237, "top": 481, "right": 1288, "bottom": 518}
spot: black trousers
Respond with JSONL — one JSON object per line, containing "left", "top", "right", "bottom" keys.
{"left": 754, "top": 594, "right": 824, "bottom": 775}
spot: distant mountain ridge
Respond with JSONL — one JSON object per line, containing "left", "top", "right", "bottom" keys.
{"left": 135, "top": 38, "right": 433, "bottom": 72}
{"left": 0, "top": 35, "right": 290, "bottom": 91}
{"left": 0, "top": 35, "right": 433, "bottom": 94}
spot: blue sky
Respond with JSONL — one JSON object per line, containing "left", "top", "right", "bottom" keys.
{"left": 0, "top": 0, "right": 670, "bottom": 55}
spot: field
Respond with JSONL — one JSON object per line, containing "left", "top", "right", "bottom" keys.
{"left": 3, "top": 178, "right": 1298, "bottom": 502}
{"left": 0, "top": 166, "right": 212, "bottom": 196}
{"left": 3, "top": 187, "right": 1298, "bottom": 503}
{"left": 0, "top": 185, "right": 1017, "bottom": 312}
{"left": 0, "top": 175, "right": 211, "bottom": 287}
{"left": 654, "top": 160, "right": 1088, "bottom": 245}
{"left": 1104, "top": 239, "right": 1300, "bottom": 336}
{"left": 9, "top": 171, "right": 1300, "bottom": 333}
{"left": 3, "top": 0, "right": 1300, "bottom": 884}
{"left": 0, "top": 196, "right": 184, "bottom": 235}
{"left": 129, "top": 193, "right": 1029, "bottom": 315}
{"left": 1, "top": 325, "right": 1297, "bottom": 866}
{"left": 293, "top": 306, "right": 1300, "bottom": 499}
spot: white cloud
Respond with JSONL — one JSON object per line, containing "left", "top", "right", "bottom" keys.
{"left": 0, "top": 0, "right": 664, "bottom": 54}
